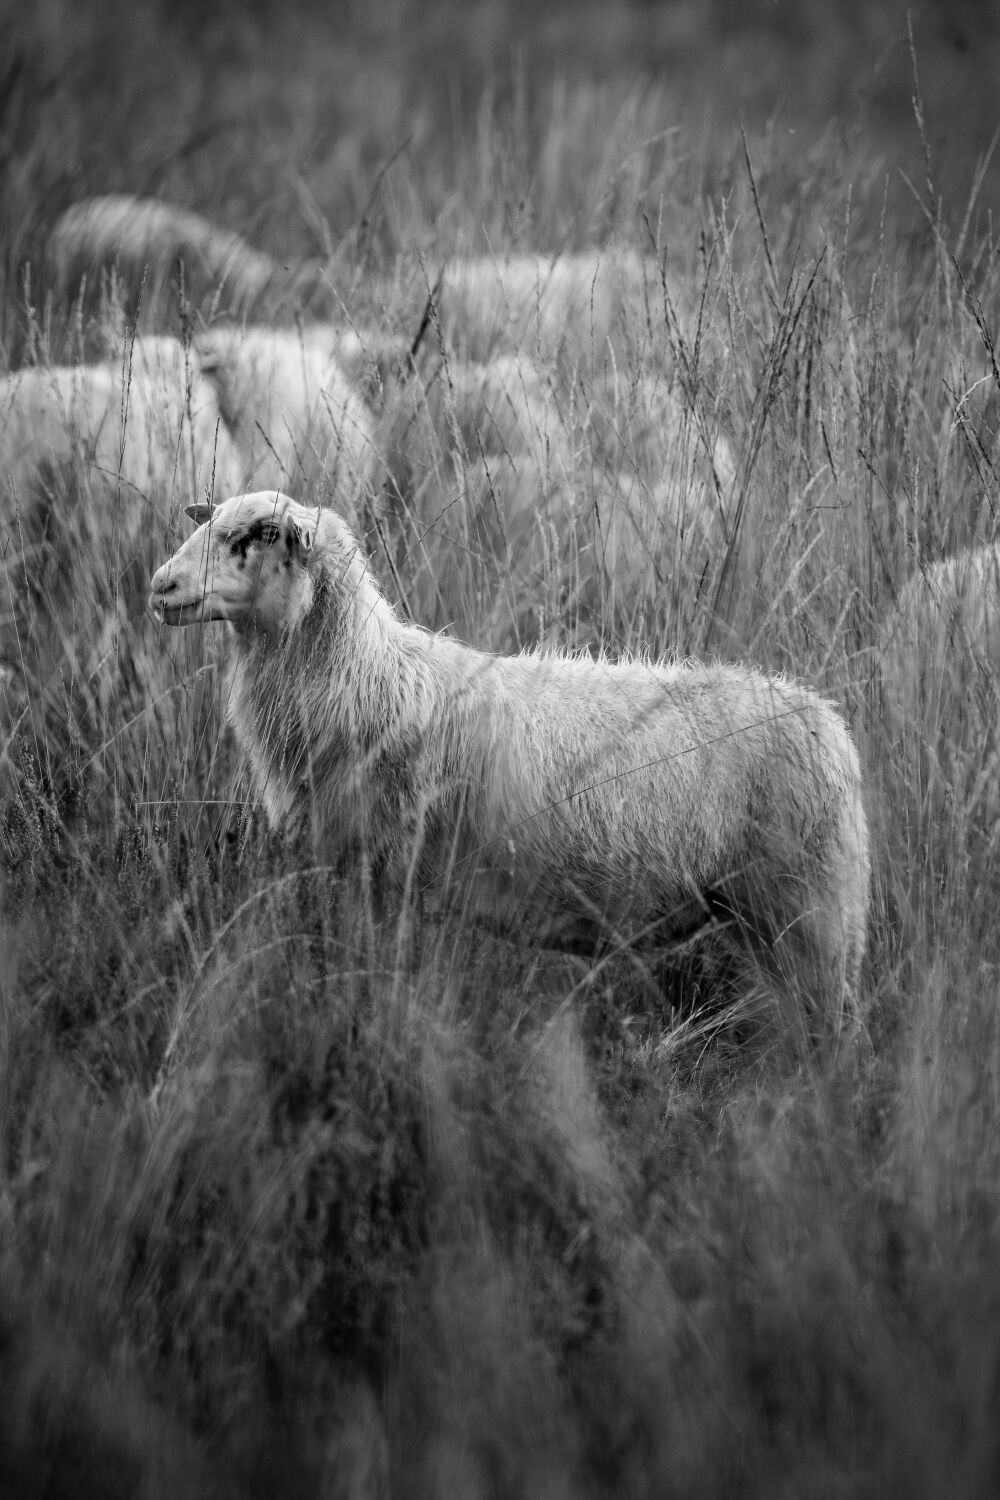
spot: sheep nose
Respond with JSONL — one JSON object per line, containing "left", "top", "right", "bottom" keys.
{"left": 148, "top": 562, "right": 176, "bottom": 606}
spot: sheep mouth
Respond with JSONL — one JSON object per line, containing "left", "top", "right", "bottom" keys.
{"left": 148, "top": 593, "right": 207, "bottom": 626}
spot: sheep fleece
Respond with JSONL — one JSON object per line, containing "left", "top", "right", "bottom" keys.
{"left": 225, "top": 515, "right": 868, "bottom": 982}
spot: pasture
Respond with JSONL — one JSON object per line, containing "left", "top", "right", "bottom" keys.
{"left": 3, "top": 2, "right": 1000, "bottom": 1495}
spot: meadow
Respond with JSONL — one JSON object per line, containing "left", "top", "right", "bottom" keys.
{"left": 3, "top": 2, "right": 1000, "bottom": 1495}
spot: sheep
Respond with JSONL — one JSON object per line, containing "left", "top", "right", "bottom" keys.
{"left": 374, "top": 351, "right": 738, "bottom": 644}
{"left": 149, "top": 490, "right": 870, "bottom": 1033}
{"left": 0, "top": 335, "right": 244, "bottom": 523}
{"left": 580, "top": 368, "right": 735, "bottom": 512}
{"left": 555, "top": 368, "right": 736, "bottom": 640}
{"left": 0, "top": 335, "right": 247, "bottom": 701}
{"left": 879, "top": 542, "right": 1000, "bottom": 874}
{"left": 48, "top": 195, "right": 295, "bottom": 314}
{"left": 372, "top": 351, "right": 576, "bottom": 631}
{"left": 193, "top": 325, "right": 377, "bottom": 514}
{"left": 429, "top": 248, "right": 667, "bottom": 364}
{"left": 378, "top": 353, "right": 565, "bottom": 511}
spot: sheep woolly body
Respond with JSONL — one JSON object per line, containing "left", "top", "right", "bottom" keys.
{"left": 376, "top": 353, "right": 734, "bottom": 644}
{"left": 879, "top": 543, "right": 1000, "bottom": 862}
{"left": 49, "top": 195, "right": 287, "bottom": 310}
{"left": 193, "top": 326, "right": 377, "bottom": 504}
{"left": 0, "top": 335, "right": 244, "bottom": 513}
{"left": 880, "top": 544, "right": 1000, "bottom": 726}
{"left": 151, "top": 493, "right": 869, "bottom": 1011}
{"left": 0, "top": 326, "right": 377, "bottom": 539}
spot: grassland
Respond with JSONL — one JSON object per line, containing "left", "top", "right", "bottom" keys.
{"left": 3, "top": 2, "right": 1000, "bottom": 1496}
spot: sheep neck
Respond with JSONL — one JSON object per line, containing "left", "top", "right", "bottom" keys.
{"left": 228, "top": 548, "right": 437, "bottom": 828}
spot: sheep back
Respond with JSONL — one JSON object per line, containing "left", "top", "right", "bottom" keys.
{"left": 0, "top": 339, "right": 242, "bottom": 527}
{"left": 880, "top": 542, "right": 1000, "bottom": 872}
{"left": 194, "top": 326, "right": 376, "bottom": 511}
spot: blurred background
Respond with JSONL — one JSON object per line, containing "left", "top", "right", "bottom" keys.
{"left": 3, "top": 0, "right": 998, "bottom": 272}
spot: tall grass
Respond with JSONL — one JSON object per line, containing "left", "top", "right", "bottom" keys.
{"left": 4, "top": 6, "right": 1000, "bottom": 1495}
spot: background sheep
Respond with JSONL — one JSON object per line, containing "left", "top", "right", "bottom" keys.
{"left": 373, "top": 350, "right": 735, "bottom": 644}
{"left": 0, "top": 334, "right": 244, "bottom": 543}
{"left": 559, "top": 366, "right": 737, "bottom": 644}
{"left": 0, "top": 333, "right": 245, "bottom": 728}
{"left": 48, "top": 194, "right": 299, "bottom": 317}
{"left": 372, "top": 350, "right": 575, "bottom": 636}
{"left": 428, "top": 248, "right": 662, "bottom": 363}
{"left": 42, "top": 203, "right": 730, "bottom": 644}
{"left": 879, "top": 541, "right": 1000, "bottom": 878}
{"left": 193, "top": 324, "right": 378, "bottom": 515}
{"left": 149, "top": 490, "right": 870, "bottom": 1036}
{"left": 579, "top": 367, "right": 735, "bottom": 519}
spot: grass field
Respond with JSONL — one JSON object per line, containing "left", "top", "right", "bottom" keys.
{"left": 3, "top": 2, "right": 1000, "bottom": 1495}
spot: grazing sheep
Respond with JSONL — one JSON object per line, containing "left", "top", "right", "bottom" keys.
{"left": 581, "top": 368, "right": 735, "bottom": 514}
{"left": 375, "top": 352, "right": 737, "bottom": 643}
{"left": 0, "top": 335, "right": 244, "bottom": 520}
{"left": 48, "top": 195, "right": 293, "bottom": 313}
{"left": 373, "top": 351, "right": 574, "bottom": 630}
{"left": 879, "top": 542, "right": 1000, "bottom": 870}
{"left": 379, "top": 353, "right": 566, "bottom": 513}
{"left": 193, "top": 325, "right": 377, "bottom": 511}
{"left": 432, "top": 248, "right": 663, "bottom": 363}
{"left": 0, "top": 337, "right": 246, "bottom": 689}
{"left": 558, "top": 368, "right": 736, "bottom": 637}
{"left": 149, "top": 491, "right": 870, "bottom": 1031}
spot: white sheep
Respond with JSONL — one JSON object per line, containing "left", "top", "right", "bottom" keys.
{"left": 556, "top": 368, "right": 736, "bottom": 635}
{"left": 149, "top": 490, "right": 870, "bottom": 1033}
{"left": 0, "top": 334, "right": 244, "bottom": 523}
{"left": 373, "top": 351, "right": 574, "bottom": 628}
{"left": 431, "top": 248, "right": 665, "bottom": 363}
{"left": 48, "top": 195, "right": 291, "bottom": 312}
{"left": 580, "top": 368, "right": 735, "bottom": 516}
{"left": 374, "top": 352, "right": 737, "bottom": 643}
{"left": 379, "top": 352, "right": 565, "bottom": 511}
{"left": 193, "top": 325, "right": 377, "bottom": 512}
{"left": 0, "top": 337, "right": 245, "bottom": 715}
{"left": 879, "top": 542, "right": 1000, "bottom": 865}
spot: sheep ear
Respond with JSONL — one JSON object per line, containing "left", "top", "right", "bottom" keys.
{"left": 283, "top": 514, "right": 315, "bottom": 559}
{"left": 185, "top": 502, "right": 214, "bottom": 525}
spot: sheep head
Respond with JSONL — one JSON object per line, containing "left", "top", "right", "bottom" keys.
{"left": 148, "top": 490, "right": 317, "bottom": 633}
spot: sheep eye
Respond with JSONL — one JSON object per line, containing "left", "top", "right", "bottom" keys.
{"left": 230, "top": 521, "right": 281, "bottom": 557}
